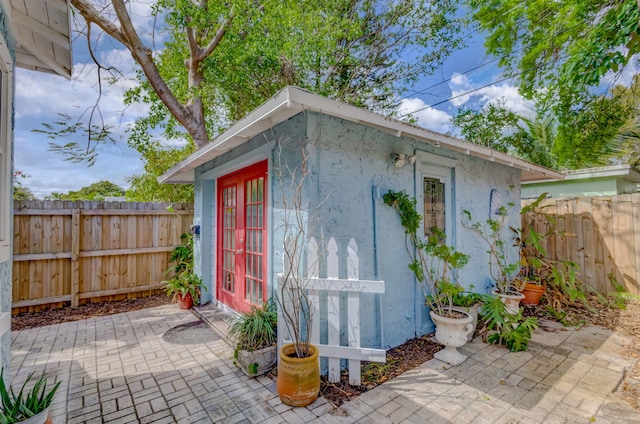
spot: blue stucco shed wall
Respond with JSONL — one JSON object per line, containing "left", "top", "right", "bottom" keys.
{"left": 193, "top": 111, "right": 521, "bottom": 351}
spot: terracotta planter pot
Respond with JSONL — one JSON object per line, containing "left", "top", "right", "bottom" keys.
{"left": 176, "top": 292, "right": 193, "bottom": 309}
{"left": 277, "top": 343, "right": 320, "bottom": 407}
{"left": 430, "top": 309, "right": 474, "bottom": 366}
{"left": 521, "top": 283, "right": 546, "bottom": 305}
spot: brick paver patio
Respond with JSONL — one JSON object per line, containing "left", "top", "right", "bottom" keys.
{"left": 9, "top": 304, "right": 640, "bottom": 423}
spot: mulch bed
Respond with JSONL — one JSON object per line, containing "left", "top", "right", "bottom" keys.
{"left": 320, "top": 334, "right": 442, "bottom": 407}
{"left": 11, "top": 295, "right": 170, "bottom": 331}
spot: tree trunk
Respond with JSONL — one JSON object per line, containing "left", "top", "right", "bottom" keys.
{"left": 70, "top": 0, "right": 212, "bottom": 148}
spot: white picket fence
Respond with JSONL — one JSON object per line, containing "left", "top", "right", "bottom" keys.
{"left": 277, "top": 237, "right": 386, "bottom": 386}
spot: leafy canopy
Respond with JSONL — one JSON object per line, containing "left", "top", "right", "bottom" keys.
{"left": 69, "top": 0, "right": 466, "bottom": 202}
{"left": 468, "top": 0, "right": 640, "bottom": 102}
{"left": 125, "top": 0, "right": 466, "bottom": 148}
{"left": 46, "top": 180, "right": 125, "bottom": 201}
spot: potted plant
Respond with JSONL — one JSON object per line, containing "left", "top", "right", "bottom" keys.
{"left": 228, "top": 301, "right": 278, "bottom": 377}
{"left": 450, "top": 289, "right": 484, "bottom": 342}
{"left": 163, "top": 272, "right": 205, "bottom": 309}
{"left": 163, "top": 233, "right": 206, "bottom": 309}
{"left": 384, "top": 190, "right": 474, "bottom": 366}
{"left": 274, "top": 148, "right": 320, "bottom": 407}
{"left": 0, "top": 369, "right": 60, "bottom": 424}
{"left": 516, "top": 193, "right": 552, "bottom": 305}
{"left": 463, "top": 206, "right": 525, "bottom": 313}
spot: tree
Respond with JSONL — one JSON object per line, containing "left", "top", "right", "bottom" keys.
{"left": 13, "top": 170, "right": 36, "bottom": 201}
{"left": 468, "top": 0, "right": 640, "bottom": 103}
{"left": 452, "top": 93, "right": 634, "bottom": 169}
{"left": 126, "top": 144, "right": 194, "bottom": 202}
{"left": 46, "top": 180, "right": 125, "bottom": 201}
{"left": 452, "top": 102, "right": 560, "bottom": 168}
{"left": 70, "top": 0, "right": 465, "bottom": 154}
{"left": 451, "top": 100, "right": 522, "bottom": 153}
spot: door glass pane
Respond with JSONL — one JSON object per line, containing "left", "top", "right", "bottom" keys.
{"left": 221, "top": 186, "right": 237, "bottom": 293}
{"left": 243, "top": 173, "right": 266, "bottom": 305}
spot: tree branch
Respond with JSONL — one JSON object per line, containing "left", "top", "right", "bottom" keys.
{"left": 197, "top": 12, "right": 235, "bottom": 61}
{"left": 70, "top": 0, "right": 127, "bottom": 46}
{"left": 71, "top": 0, "right": 211, "bottom": 147}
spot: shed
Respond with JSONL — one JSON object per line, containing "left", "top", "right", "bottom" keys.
{"left": 522, "top": 164, "right": 640, "bottom": 199}
{"left": 161, "top": 86, "right": 562, "bottom": 350}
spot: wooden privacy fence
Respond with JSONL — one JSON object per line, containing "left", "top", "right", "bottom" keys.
{"left": 278, "top": 236, "right": 386, "bottom": 386}
{"left": 12, "top": 200, "right": 193, "bottom": 313}
{"left": 522, "top": 193, "right": 640, "bottom": 295}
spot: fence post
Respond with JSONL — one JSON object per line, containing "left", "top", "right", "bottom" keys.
{"left": 71, "top": 208, "right": 80, "bottom": 308}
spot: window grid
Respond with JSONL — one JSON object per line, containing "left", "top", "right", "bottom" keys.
{"left": 244, "top": 176, "right": 265, "bottom": 305}
{"left": 221, "top": 186, "right": 237, "bottom": 294}
{"left": 423, "top": 177, "right": 445, "bottom": 239}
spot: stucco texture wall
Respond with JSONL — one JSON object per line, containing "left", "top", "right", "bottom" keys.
{"left": 194, "top": 111, "right": 521, "bottom": 352}
{"left": 304, "top": 113, "right": 521, "bottom": 349}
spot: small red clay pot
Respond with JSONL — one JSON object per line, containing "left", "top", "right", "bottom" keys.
{"left": 176, "top": 292, "right": 193, "bottom": 309}
{"left": 521, "top": 283, "right": 546, "bottom": 305}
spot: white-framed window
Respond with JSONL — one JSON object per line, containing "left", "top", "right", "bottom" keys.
{"left": 416, "top": 151, "right": 457, "bottom": 244}
{"left": 0, "top": 37, "right": 12, "bottom": 264}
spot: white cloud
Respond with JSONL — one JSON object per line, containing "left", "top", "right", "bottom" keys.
{"left": 449, "top": 73, "right": 532, "bottom": 114}
{"left": 397, "top": 98, "right": 453, "bottom": 134}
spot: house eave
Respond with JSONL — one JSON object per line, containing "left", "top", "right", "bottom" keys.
{"left": 11, "top": 0, "right": 73, "bottom": 79}
{"left": 159, "top": 86, "right": 564, "bottom": 184}
{"left": 523, "top": 164, "right": 640, "bottom": 185}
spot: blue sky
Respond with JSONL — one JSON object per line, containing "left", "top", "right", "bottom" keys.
{"left": 15, "top": 4, "right": 531, "bottom": 199}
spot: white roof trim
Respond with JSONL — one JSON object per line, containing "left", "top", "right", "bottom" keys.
{"left": 11, "top": 0, "right": 73, "bottom": 79}
{"left": 160, "top": 86, "right": 565, "bottom": 184}
{"left": 525, "top": 164, "right": 640, "bottom": 184}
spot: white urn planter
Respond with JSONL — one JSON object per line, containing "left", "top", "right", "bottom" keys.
{"left": 450, "top": 304, "right": 480, "bottom": 342}
{"left": 495, "top": 291, "right": 525, "bottom": 315}
{"left": 430, "top": 309, "right": 474, "bottom": 366}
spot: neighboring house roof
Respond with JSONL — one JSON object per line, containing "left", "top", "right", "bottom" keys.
{"left": 525, "top": 164, "right": 640, "bottom": 184}
{"left": 160, "top": 86, "right": 564, "bottom": 184}
{"left": 10, "top": 0, "right": 72, "bottom": 78}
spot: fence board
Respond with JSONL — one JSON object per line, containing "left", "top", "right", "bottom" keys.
{"left": 633, "top": 193, "right": 640, "bottom": 293}
{"left": 612, "top": 196, "right": 636, "bottom": 293}
{"left": 522, "top": 195, "right": 640, "bottom": 295}
{"left": 12, "top": 201, "right": 194, "bottom": 313}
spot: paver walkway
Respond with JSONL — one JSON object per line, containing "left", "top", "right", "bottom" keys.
{"left": 10, "top": 303, "right": 640, "bottom": 423}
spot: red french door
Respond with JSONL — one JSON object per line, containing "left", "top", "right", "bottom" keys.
{"left": 217, "top": 161, "right": 268, "bottom": 312}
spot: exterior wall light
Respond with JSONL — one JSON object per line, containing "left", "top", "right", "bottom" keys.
{"left": 393, "top": 153, "right": 416, "bottom": 168}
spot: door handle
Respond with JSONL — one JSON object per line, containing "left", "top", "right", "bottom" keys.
{"left": 236, "top": 249, "right": 244, "bottom": 254}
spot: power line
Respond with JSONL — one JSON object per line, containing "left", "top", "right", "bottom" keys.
{"left": 400, "top": 17, "right": 583, "bottom": 104}
{"left": 398, "top": 55, "right": 568, "bottom": 117}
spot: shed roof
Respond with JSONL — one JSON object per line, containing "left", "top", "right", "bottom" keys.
{"left": 10, "top": 0, "right": 72, "bottom": 78}
{"left": 160, "top": 86, "right": 564, "bottom": 184}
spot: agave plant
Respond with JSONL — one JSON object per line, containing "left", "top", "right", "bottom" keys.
{"left": 0, "top": 369, "right": 60, "bottom": 423}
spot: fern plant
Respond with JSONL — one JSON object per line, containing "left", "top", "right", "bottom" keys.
{"left": 0, "top": 369, "right": 60, "bottom": 423}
